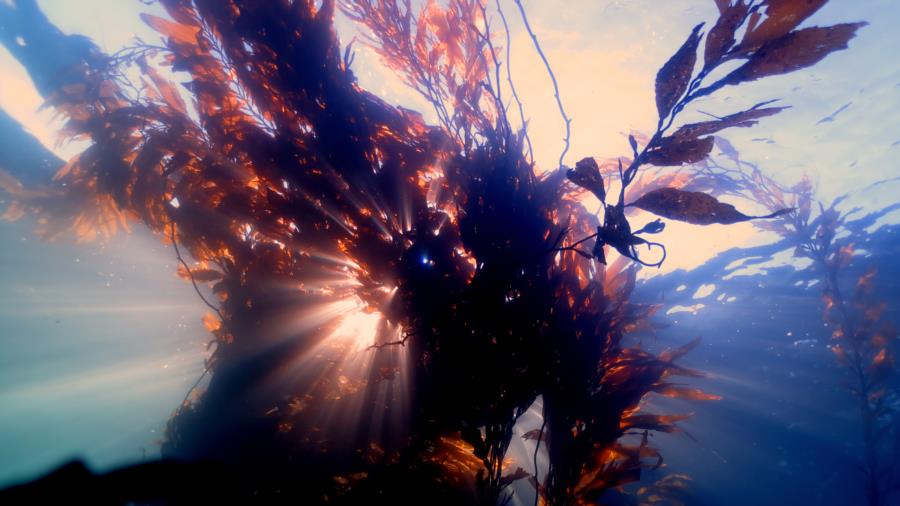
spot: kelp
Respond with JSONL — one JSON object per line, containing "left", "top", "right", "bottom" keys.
{"left": 0, "top": 0, "right": 867, "bottom": 504}
{"left": 691, "top": 148, "right": 900, "bottom": 506}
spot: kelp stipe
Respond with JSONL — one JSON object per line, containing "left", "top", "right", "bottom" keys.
{"left": 696, "top": 154, "right": 900, "bottom": 506}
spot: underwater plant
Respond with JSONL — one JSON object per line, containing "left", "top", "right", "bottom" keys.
{"left": 0, "top": 0, "right": 868, "bottom": 504}
{"left": 693, "top": 150, "right": 900, "bottom": 506}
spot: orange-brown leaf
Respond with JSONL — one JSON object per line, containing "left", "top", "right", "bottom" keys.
{"left": 705, "top": 1, "right": 750, "bottom": 66}
{"left": 671, "top": 101, "right": 788, "bottom": 141}
{"left": 202, "top": 311, "right": 221, "bottom": 332}
{"left": 631, "top": 187, "right": 792, "bottom": 225}
{"left": 140, "top": 13, "right": 201, "bottom": 45}
{"left": 655, "top": 385, "right": 722, "bottom": 401}
{"left": 145, "top": 66, "right": 187, "bottom": 114}
{"left": 869, "top": 349, "right": 893, "bottom": 383}
{"left": 644, "top": 136, "right": 715, "bottom": 167}
{"left": 739, "top": 0, "right": 828, "bottom": 51}
{"left": 521, "top": 428, "right": 550, "bottom": 444}
{"left": 659, "top": 336, "right": 701, "bottom": 362}
{"left": 190, "top": 269, "right": 224, "bottom": 282}
{"left": 566, "top": 157, "right": 606, "bottom": 201}
{"left": 726, "top": 23, "right": 866, "bottom": 85}
{"left": 655, "top": 23, "right": 703, "bottom": 120}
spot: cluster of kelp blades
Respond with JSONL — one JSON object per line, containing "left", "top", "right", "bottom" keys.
{"left": 697, "top": 151, "right": 900, "bottom": 506}
{"left": 0, "top": 0, "right": 872, "bottom": 504}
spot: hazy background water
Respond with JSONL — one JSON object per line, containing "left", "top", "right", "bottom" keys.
{"left": 1, "top": 1, "right": 898, "bottom": 504}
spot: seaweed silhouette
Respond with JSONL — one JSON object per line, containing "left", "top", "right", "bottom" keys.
{"left": 694, "top": 152, "right": 900, "bottom": 506}
{"left": 0, "top": 0, "right": 868, "bottom": 504}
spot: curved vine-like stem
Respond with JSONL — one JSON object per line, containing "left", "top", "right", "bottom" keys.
{"left": 513, "top": 0, "right": 570, "bottom": 169}
{"left": 496, "top": 0, "right": 534, "bottom": 164}
{"left": 168, "top": 222, "right": 223, "bottom": 410}
{"left": 533, "top": 412, "right": 548, "bottom": 506}
{"left": 629, "top": 240, "right": 667, "bottom": 268}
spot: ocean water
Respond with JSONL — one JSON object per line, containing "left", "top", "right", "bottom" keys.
{"left": 1, "top": 1, "right": 898, "bottom": 504}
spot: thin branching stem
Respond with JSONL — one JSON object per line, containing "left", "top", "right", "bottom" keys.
{"left": 513, "top": 0, "right": 570, "bottom": 169}
{"left": 533, "top": 411, "right": 548, "bottom": 506}
{"left": 496, "top": 0, "right": 533, "bottom": 164}
{"left": 168, "top": 221, "right": 223, "bottom": 410}
{"left": 169, "top": 222, "right": 225, "bottom": 320}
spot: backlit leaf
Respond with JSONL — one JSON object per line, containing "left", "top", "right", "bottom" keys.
{"left": 654, "top": 385, "right": 722, "bottom": 401}
{"left": 655, "top": 23, "right": 703, "bottom": 120}
{"left": 644, "top": 136, "right": 715, "bottom": 166}
{"left": 566, "top": 157, "right": 606, "bottom": 201}
{"left": 190, "top": 269, "right": 224, "bottom": 282}
{"left": 739, "top": 0, "right": 828, "bottom": 52}
{"left": 631, "top": 187, "right": 792, "bottom": 225}
{"left": 704, "top": 0, "right": 750, "bottom": 66}
{"left": 145, "top": 65, "right": 187, "bottom": 114}
{"left": 725, "top": 23, "right": 866, "bottom": 86}
{"left": 521, "top": 428, "right": 549, "bottom": 444}
{"left": 659, "top": 336, "right": 701, "bottom": 362}
{"left": 671, "top": 101, "right": 788, "bottom": 140}
{"left": 202, "top": 311, "right": 221, "bottom": 332}
{"left": 499, "top": 467, "right": 531, "bottom": 489}
{"left": 140, "top": 13, "right": 201, "bottom": 45}
{"left": 868, "top": 349, "right": 893, "bottom": 383}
